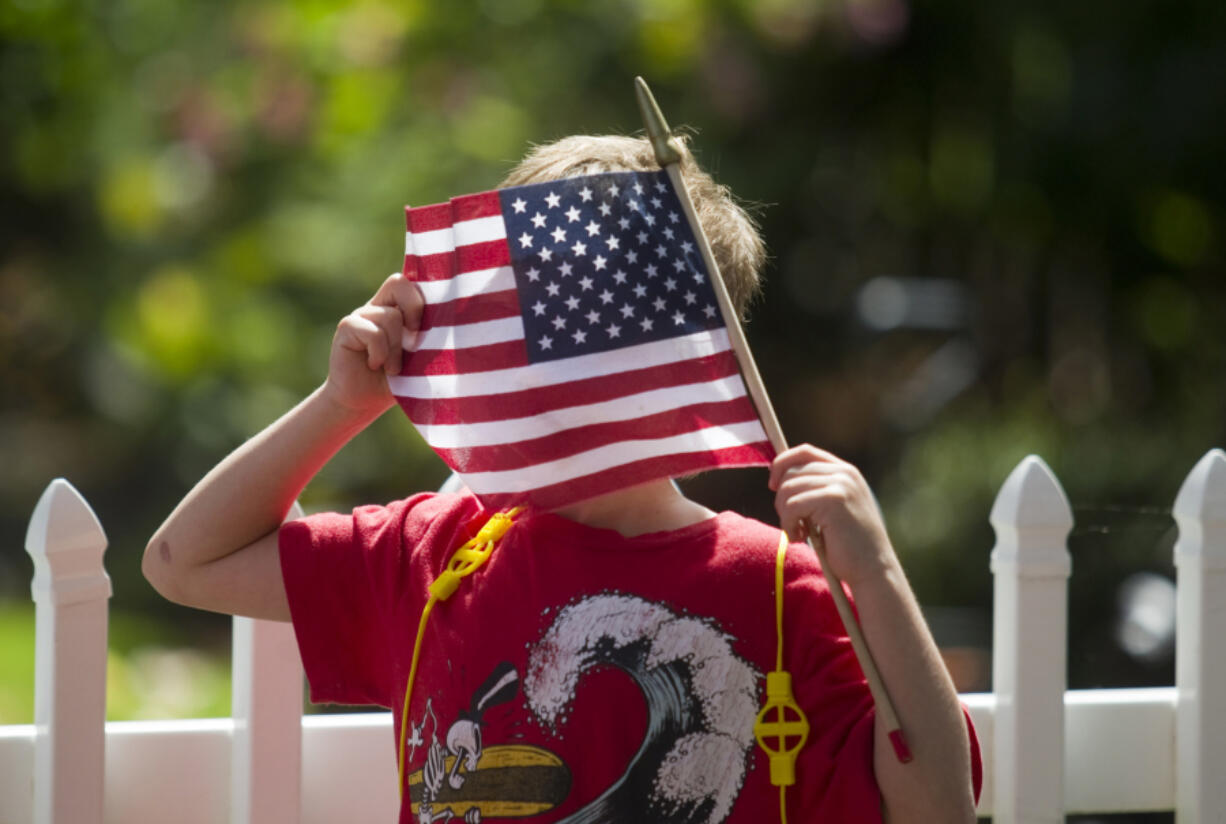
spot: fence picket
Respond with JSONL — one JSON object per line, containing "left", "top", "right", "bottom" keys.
{"left": 1173, "top": 448, "right": 1226, "bottom": 824}
{"left": 9, "top": 453, "right": 1226, "bottom": 820}
{"left": 230, "top": 501, "right": 306, "bottom": 824}
{"left": 989, "top": 455, "right": 1073, "bottom": 824}
{"left": 24, "top": 479, "right": 111, "bottom": 824}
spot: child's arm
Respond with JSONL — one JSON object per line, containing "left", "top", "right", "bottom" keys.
{"left": 142, "top": 273, "right": 424, "bottom": 621}
{"left": 770, "top": 444, "right": 977, "bottom": 824}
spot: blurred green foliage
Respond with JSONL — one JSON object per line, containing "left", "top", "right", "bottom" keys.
{"left": 2, "top": 0, "right": 1224, "bottom": 721}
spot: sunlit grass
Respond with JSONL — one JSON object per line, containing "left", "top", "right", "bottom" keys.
{"left": 0, "top": 602, "right": 232, "bottom": 724}
{"left": 0, "top": 604, "right": 35, "bottom": 725}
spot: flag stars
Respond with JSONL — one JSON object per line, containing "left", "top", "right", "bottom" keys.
{"left": 508, "top": 173, "right": 724, "bottom": 356}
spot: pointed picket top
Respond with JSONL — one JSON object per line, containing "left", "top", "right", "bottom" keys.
{"left": 990, "top": 455, "right": 1074, "bottom": 530}
{"left": 1173, "top": 448, "right": 1226, "bottom": 570}
{"left": 25, "top": 478, "right": 110, "bottom": 605}
{"left": 1173, "top": 448, "right": 1226, "bottom": 526}
{"left": 990, "top": 455, "right": 1073, "bottom": 578}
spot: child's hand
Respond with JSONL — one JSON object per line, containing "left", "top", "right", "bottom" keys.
{"left": 768, "top": 444, "right": 898, "bottom": 588}
{"left": 323, "top": 272, "right": 424, "bottom": 417}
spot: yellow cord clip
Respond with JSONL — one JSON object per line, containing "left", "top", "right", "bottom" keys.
{"left": 753, "top": 531, "right": 811, "bottom": 823}
{"left": 398, "top": 506, "right": 523, "bottom": 797}
{"left": 428, "top": 507, "right": 521, "bottom": 601}
{"left": 754, "top": 671, "right": 810, "bottom": 786}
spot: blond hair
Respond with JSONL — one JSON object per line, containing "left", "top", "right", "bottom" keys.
{"left": 499, "top": 134, "right": 765, "bottom": 318}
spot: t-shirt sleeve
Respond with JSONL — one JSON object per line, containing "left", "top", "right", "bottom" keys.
{"left": 784, "top": 555, "right": 884, "bottom": 820}
{"left": 278, "top": 497, "right": 427, "bottom": 708}
{"left": 784, "top": 549, "right": 986, "bottom": 815}
{"left": 964, "top": 703, "right": 985, "bottom": 805}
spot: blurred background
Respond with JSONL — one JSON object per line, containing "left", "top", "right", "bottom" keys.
{"left": 1, "top": 0, "right": 1222, "bottom": 793}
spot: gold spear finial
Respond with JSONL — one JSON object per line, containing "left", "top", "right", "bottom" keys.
{"left": 635, "top": 76, "right": 683, "bottom": 167}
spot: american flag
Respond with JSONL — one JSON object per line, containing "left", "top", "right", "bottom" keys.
{"left": 388, "top": 170, "right": 774, "bottom": 511}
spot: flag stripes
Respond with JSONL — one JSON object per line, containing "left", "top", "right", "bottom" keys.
{"left": 395, "top": 171, "right": 773, "bottom": 510}
{"left": 414, "top": 375, "right": 755, "bottom": 447}
{"left": 393, "top": 352, "right": 742, "bottom": 426}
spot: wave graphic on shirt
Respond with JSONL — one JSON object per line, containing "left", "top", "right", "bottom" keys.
{"left": 524, "top": 593, "right": 760, "bottom": 824}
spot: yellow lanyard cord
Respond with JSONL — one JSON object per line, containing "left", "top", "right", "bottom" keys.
{"left": 754, "top": 531, "right": 811, "bottom": 824}
{"left": 396, "top": 507, "right": 522, "bottom": 798}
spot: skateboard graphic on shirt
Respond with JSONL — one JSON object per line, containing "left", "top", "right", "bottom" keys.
{"left": 405, "top": 592, "right": 760, "bottom": 823}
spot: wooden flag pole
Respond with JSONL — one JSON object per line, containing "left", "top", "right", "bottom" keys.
{"left": 634, "top": 76, "right": 912, "bottom": 763}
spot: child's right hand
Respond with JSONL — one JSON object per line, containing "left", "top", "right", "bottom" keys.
{"left": 323, "top": 272, "right": 424, "bottom": 417}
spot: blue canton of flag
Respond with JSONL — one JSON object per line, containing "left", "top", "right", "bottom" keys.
{"left": 497, "top": 171, "right": 722, "bottom": 363}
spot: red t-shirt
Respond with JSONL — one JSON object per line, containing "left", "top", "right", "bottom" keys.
{"left": 280, "top": 492, "right": 979, "bottom": 823}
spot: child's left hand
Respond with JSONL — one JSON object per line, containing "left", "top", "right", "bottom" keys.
{"left": 768, "top": 444, "right": 898, "bottom": 588}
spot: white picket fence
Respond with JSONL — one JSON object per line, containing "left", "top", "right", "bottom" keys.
{"left": 1, "top": 449, "right": 1223, "bottom": 824}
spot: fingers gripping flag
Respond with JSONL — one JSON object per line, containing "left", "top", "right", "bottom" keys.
{"left": 390, "top": 170, "right": 774, "bottom": 511}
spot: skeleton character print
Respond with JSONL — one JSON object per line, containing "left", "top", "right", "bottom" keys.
{"left": 404, "top": 592, "right": 761, "bottom": 824}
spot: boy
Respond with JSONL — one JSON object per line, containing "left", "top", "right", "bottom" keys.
{"left": 145, "top": 135, "right": 980, "bottom": 823}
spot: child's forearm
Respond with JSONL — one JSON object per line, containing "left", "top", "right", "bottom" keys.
{"left": 143, "top": 385, "right": 383, "bottom": 605}
{"left": 851, "top": 561, "right": 977, "bottom": 823}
